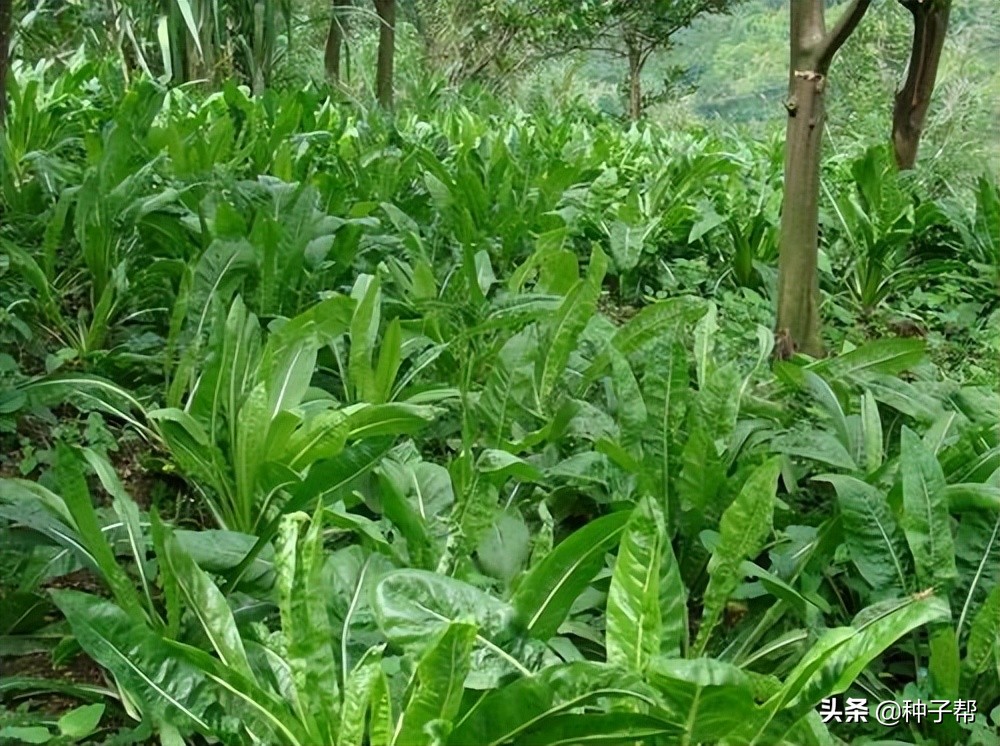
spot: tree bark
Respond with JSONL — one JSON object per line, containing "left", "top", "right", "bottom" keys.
{"left": 775, "top": 0, "right": 871, "bottom": 357}
{"left": 374, "top": 0, "right": 395, "bottom": 108}
{"left": 0, "top": 0, "right": 11, "bottom": 127}
{"left": 627, "top": 39, "right": 642, "bottom": 120}
{"left": 892, "top": 0, "right": 950, "bottom": 170}
{"left": 325, "top": 0, "right": 351, "bottom": 83}
{"left": 776, "top": 69, "right": 826, "bottom": 357}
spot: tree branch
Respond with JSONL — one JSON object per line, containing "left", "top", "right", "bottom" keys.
{"left": 816, "top": 0, "right": 872, "bottom": 71}
{"left": 892, "top": 0, "right": 951, "bottom": 168}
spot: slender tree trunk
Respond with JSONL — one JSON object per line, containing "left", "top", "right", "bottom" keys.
{"left": 374, "top": 0, "right": 395, "bottom": 108}
{"left": 776, "top": 69, "right": 826, "bottom": 356}
{"left": 892, "top": 0, "right": 950, "bottom": 169}
{"left": 325, "top": 0, "right": 351, "bottom": 83}
{"left": 0, "top": 0, "right": 11, "bottom": 127}
{"left": 626, "top": 38, "right": 642, "bottom": 120}
{"left": 775, "top": 0, "right": 871, "bottom": 357}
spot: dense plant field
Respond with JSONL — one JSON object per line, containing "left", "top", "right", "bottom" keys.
{"left": 1, "top": 4, "right": 999, "bottom": 745}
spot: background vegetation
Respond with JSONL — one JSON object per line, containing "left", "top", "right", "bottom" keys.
{"left": 0, "top": 1, "right": 998, "bottom": 745}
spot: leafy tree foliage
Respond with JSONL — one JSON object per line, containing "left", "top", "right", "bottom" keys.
{"left": 527, "top": 0, "right": 745, "bottom": 118}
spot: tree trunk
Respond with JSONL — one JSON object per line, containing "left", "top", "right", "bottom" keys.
{"left": 892, "top": 0, "right": 950, "bottom": 170}
{"left": 775, "top": 0, "right": 871, "bottom": 357}
{"left": 776, "top": 69, "right": 826, "bottom": 357}
{"left": 626, "top": 38, "right": 642, "bottom": 120}
{"left": 374, "top": 0, "right": 395, "bottom": 108}
{"left": 0, "top": 0, "right": 11, "bottom": 127}
{"left": 325, "top": 0, "right": 351, "bottom": 83}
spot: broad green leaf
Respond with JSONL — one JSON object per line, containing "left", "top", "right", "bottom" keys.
{"left": 150, "top": 510, "right": 180, "bottom": 639}
{"left": 696, "top": 361, "right": 743, "bottom": 448}
{"left": 377, "top": 461, "right": 442, "bottom": 570}
{"left": 188, "top": 239, "right": 255, "bottom": 340}
{"left": 52, "top": 590, "right": 306, "bottom": 745}
{"left": 475, "top": 450, "right": 544, "bottom": 484}
{"left": 369, "top": 666, "right": 394, "bottom": 746}
{"left": 756, "top": 593, "right": 950, "bottom": 743}
{"left": 380, "top": 459, "right": 454, "bottom": 524}
{"left": 148, "top": 408, "right": 228, "bottom": 504}
{"left": 688, "top": 206, "right": 726, "bottom": 246}
{"left": 233, "top": 382, "right": 270, "bottom": 526}
{"left": 174, "top": 529, "right": 275, "bottom": 591}
{"left": 147, "top": 408, "right": 210, "bottom": 446}
{"left": 819, "top": 475, "right": 908, "bottom": 596}
{"left": 812, "top": 339, "right": 925, "bottom": 381}
{"left": 264, "top": 341, "right": 318, "bottom": 424}
{"left": 209, "top": 294, "right": 260, "bottom": 442}
{"left": 80, "top": 448, "right": 156, "bottom": 618}
{"left": 803, "top": 372, "right": 850, "bottom": 451}
{"left": 280, "top": 410, "right": 348, "bottom": 470}
{"left": 339, "top": 647, "right": 386, "bottom": 746}
{"left": 374, "top": 570, "right": 537, "bottom": 688}
{"left": 512, "top": 511, "right": 629, "bottom": 640}
{"left": 923, "top": 411, "right": 959, "bottom": 455}
{"left": 475, "top": 249, "right": 497, "bottom": 295}
{"left": 477, "top": 511, "right": 532, "bottom": 583}
{"left": 57, "top": 703, "right": 104, "bottom": 738}
{"left": 864, "top": 374, "right": 945, "bottom": 423}
{"left": 640, "top": 340, "right": 689, "bottom": 530}
{"left": 393, "top": 622, "right": 477, "bottom": 746}
{"left": 608, "top": 347, "right": 646, "bottom": 452}
{"left": 583, "top": 297, "right": 706, "bottom": 386}
{"left": 677, "top": 422, "right": 725, "bottom": 539}
{"left": 945, "top": 482, "right": 1000, "bottom": 512}
{"left": 518, "top": 712, "right": 678, "bottom": 746}
{"left": 606, "top": 497, "right": 664, "bottom": 673}
{"left": 539, "top": 249, "right": 580, "bottom": 295}
{"left": 780, "top": 712, "right": 837, "bottom": 746}
{"left": 374, "top": 318, "right": 403, "bottom": 403}
{"left": 160, "top": 530, "right": 255, "bottom": 682}
{"left": 349, "top": 274, "right": 381, "bottom": 402}
{"left": 928, "top": 626, "right": 960, "bottom": 702}
{"left": 547, "top": 451, "right": 615, "bottom": 487}
{"left": 900, "top": 427, "right": 958, "bottom": 590}
{"left": 275, "top": 512, "right": 340, "bottom": 743}
{"left": 608, "top": 219, "right": 648, "bottom": 272}
{"left": 344, "top": 403, "right": 437, "bottom": 441}
{"left": 447, "top": 661, "right": 662, "bottom": 746}
{"left": 694, "top": 457, "right": 781, "bottom": 656}
{"left": 966, "top": 584, "right": 1000, "bottom": 674}
{"left": 53, "top": 445, "right": 146, "bottom": 621}
{"left": 955, "top": 512, "right": 1000, "bottom": 639}
{"left": 740, "top": 561, "right": 819, "bottom": 617}
{"left": 860, "top": 390, "right": 883, "bottom": 473}
{"left": 693, "top": 303, "right": 718, "bottom": 391}
{"left": 647, "top": 657, "right": 760, "bottom": 744}
{"left": 226, "top": 438, "right": 394, "bottom": 590}
{"left": 0, "top": 726, "right": 49, "bottom": 743}
{"left": 323, "top": 546, "right": 393, "bottom": 685}
{"left": 535, "top": 278, "right": 599, "bottom": 407}
{"left": 613, "top": 297, "right": 708, "bottom": 357}
{"left": 677, "top": 361, "right": 741, "bottom": 540}
{"left": 659, "top": 539, "right": 687, "bottom": 657}
{"left": 772, "top": 430, "right": 856, "bottom": 471}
